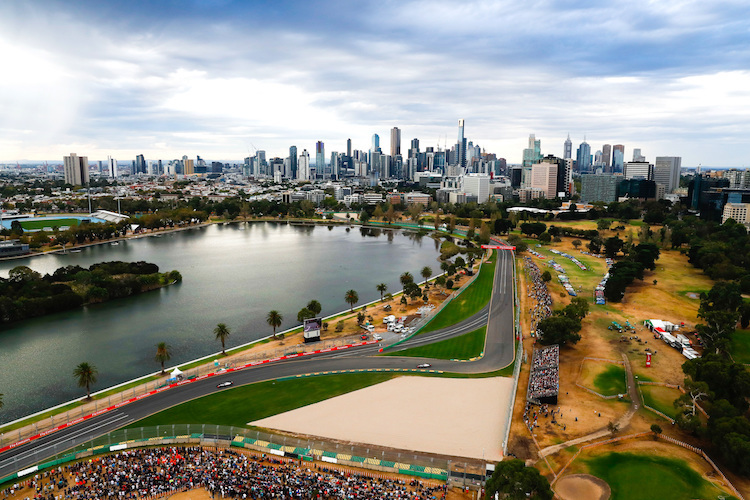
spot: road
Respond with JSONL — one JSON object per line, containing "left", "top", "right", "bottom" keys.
{"left": 0, "top": 250, "right": 516, "bottom": 478}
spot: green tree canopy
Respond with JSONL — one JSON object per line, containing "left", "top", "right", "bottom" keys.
{"left": 344, "top": 289, "right": 359, "bottom": 312}
{"left": 214, "top": 323, "right": 231, "bottom": 355}
{"left": 485, "top": 459, "right": 553, "bottom": 500}
{"left": 267, "top": 310, "right": 283, "bottom": 338}
{"left": 73, "top": 362, "right": 98, "bottom": 400}
{"left": 537, "top": 316, "right": 582, "bottom": 346}
{"left": 154, "top": 342, "right": 172, "bottom": 375}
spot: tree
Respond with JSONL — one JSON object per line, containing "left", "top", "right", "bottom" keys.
{"left": 696, "top": 282, "right": 743, "bottom": 353}
{"left": 587, "top": 237, "right": 602, "bottom": 254}
{"left": 267, "top": 310, "right": 283, "bottom": 338}
{"left": 537, "top": 316, "right": 582, "bottom": 346}
{"left": 446, "top": 278, "right": 454, "bottom": 289}
{"left": 572, "top": 239, "right": 582, "bottom": 249}
{"left": 650, "top": 424, "right": 663, "bottom": 440}
{"left": 675, "top": 380, "right": 711, "bottom": 418}
{"left": 345, "top": 289, "right": 359, "bottom": 312}
{"left": 421, "top": 266, "right": 432, "bottom": 283}
{"left": 297, "top": 307, "right": 314, "bottom": 323}
{"left": 306, "top": 300, "right": 322, "bottom": 316}
{"left": 596, "top": 219, "right": 611, "bottom": 231}
{"left": 400, "top": 272, "right": 414, "bottom": 287}
{"left": 154, "top": 342, "right": 172, "bottom": 375}
{"left": 73, "top": 362, "right": 98, "bottom": 400}
{"left": 433, "top": 213, "right": 441, "bottom": 230}
{"left": 538, "top": 232, "right": 551, "bottom": 243}
{"left": 604, "top": 236, "right": 624, "bottom": 258}
{"left": 484, "top": 459, "right": 553, "bottom": 500}
{"left": 214, "top": 323, "right": 231, "bottom": 355}
{"left": 454, "top": 256, "right": 466, "bottom": 269}
{"left": 376, "top": 283, "right": 388, "bottom": 301}
{"left": 541, "top": 270, "right": 552, "bottom": 282}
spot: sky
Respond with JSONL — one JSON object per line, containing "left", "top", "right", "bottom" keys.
{"left": 0, "top": 0, "right": 749, "bottom": 166}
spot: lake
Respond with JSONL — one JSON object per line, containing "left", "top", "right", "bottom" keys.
{"left": 0, "top": 222, "right": 441, "bottom": 424}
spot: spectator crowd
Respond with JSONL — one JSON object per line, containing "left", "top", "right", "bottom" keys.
{"left": 527, "top": 345, "right": 559, "bottom": 403}
{"left": 523, "top": 257, "right": 552, "bottom": 334}
{"left": 2, "top": 447, "right": 448, "bottom": 500}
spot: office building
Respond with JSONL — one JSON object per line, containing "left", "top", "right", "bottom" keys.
{"left": 576, "top": 140, "right": 591, "bottom": 172}
{"left": 461, "top": 173, "right": 490, "bottom": 203}
{"left": 346, "top": 138, "right": 352, "bottom": 158}
{"left": 107, "top": 156, "right": 117, "bottom": 178}
{"left": 298, "top": 149, "right": 310, "bottom": 181}
{"left": 371, "top": 134, "right": 380, "bottom": 152}
{"left": 523, "top": 134, "right": 541, "bottom": 167}
{"left": 633, "top": 148, "right": 646, "bottom": 162}
{"left": 613, "top": 145, "right": 625, "bottom": 170}
{"left": 530, "top": 161, "right": 558, "bottom": 199}
{"left": 183, "top": 159, "right": 195, "bottom": 175}
{"left": 315, "top": 141, "right": 325, "bottom": 176}
{"left": 580, "top": 174, "right": 620, "bottom": 203}
{"left": 602, "top": 144, "right": 612, "bottom": 170}
{"left": 289, "top": 146, "right": 298, "bottom": 179}
{"left": 624, "top": 161, "right": 653, "bottom": 180}
{"left": 564, "top": 134, "right": 572, "bottom": 160}
{"left": 653, "top": 156, "right": 682, "bottom": 193}
{"left": 390, "top": 127, "right": 401, "bottom": 157}
{"left": 722, "top": 203, "right": 750, "bottom": 227}
{"left": 63, "top": 153, "right": 89, "bottom": 185}
{"left": 135, "top": 154, "right": 146, "bottom": 175}
{"left": 456, "top": 119, "right": 467, "bottom": 169}
{"left": 619, "top": 179, "right": 656, "bottom": 200}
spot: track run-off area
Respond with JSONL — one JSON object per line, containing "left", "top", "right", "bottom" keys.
{"left": 0, "top": 248, "right": 517, "bottom": 479}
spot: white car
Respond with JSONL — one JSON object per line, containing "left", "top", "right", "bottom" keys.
{"left": 373, "top": 334, "right": 382, "bottom": 341}
{"left": 216, "top": 381, "right": 233, "bottom": 389}
{"left": 417, "top": 363, "right": 432, "bottom": 369}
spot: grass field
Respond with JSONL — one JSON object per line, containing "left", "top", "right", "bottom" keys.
{"left": 584, "top": 452, "right": 736, "bottom": 500}
{"left": 579, "top": 362, "right": 627, "bottom": 397}
{"left": 384, "top": 326, "right": 486, "bottom": 360}
{"left": 419, "top": 253, "right": 496, "bottom": 334}
{"left": 126, "top": 372, "right": 396, "bottom": 428}
{"left": 18, "top": 218, "right": 84, "bottom": 230}
{"left": 640, "top": 384, "right": 681, "bottom": 419}
{"left": 730, "top": 329, "right": 750, "bottom": 364}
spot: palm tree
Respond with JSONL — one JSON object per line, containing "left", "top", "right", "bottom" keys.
{"left": 267, "top": 310, "right": 283, "bottom": 338}
{"left": 345, "top": 289, "right": 359, "bottom": 312}
{"left": 376, "top": 283, "right": 388, "bottom": 301}
{"left": 400, "top": 272, "right": 413, "bottom": 287}
{"left": 214, "top": 323, "right": 231, "bottom": 355}
{"left": 421, "top": 266, "right": 432, "bottom": 282}
{"left": 154, "top": 342, "right": 172, "bottom": 375}
{"left": 306, "top": 300, "right": 322, "bottom": 316}
{"left": 73, "top": 362, "right": 98, "bottom": 400}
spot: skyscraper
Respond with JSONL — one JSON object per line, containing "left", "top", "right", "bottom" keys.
{"left": 371, "top": 134, "right": 380, "bottom": 152}
{"left": 576, "top": 140, "right": 592, "bottom": 172}
{"left": 564, "top": 134, "right": 572, "bottom": 159}
{"left": 289, "top": 145, "right": 298, "bottom": 179}
{"left": 107, "top": 156, "right": 117, "bottom": 178}
{"left": 523, "top": 134, "right": 541, "bottom": 167}
{"left": 654, "top": 156, "right": 682, "bottom": 193}
{"left": 613, "top": 145, "right": 625, "bottom": 171}
{"left": 457, "top": 119, "right": 467, "bottom": 169}
{"left": 602, "top": 144, "right": 612, "bottom": 170}
{"left": 390, "top": 127, "right": 401, "bottom": 157}
{"left": 346, "top": 138, "right": 352, "bottom": 158}
{"left": 298, "top": 149, "right": 310, "bottom": 181}
{"left": 63, "top": 153, "right": 89, "bottom": 185}
{"left": 135, "top": 154, "right": 146, "bottom": 174}
{"left": 315, "top": 141, "right": 325, "bottom": 176}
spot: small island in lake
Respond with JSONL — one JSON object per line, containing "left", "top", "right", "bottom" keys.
{"left": 0, "top": 261, "right": 182, "bottom": 324}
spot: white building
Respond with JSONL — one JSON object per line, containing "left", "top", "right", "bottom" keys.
{"left": 624, "top": 161, "right": 653, "bottom": 180}
{"left": 530, "top": 162, "right": 558, "bottom": 199}
{"left": 722, "top": 203, "right": 750, "bottom": 228}
{"left": 297, "top": 150, "right": 311, "bottom": 181}
{"left": 63, "top": 153, "right": 89, "bottom": 185}
{"left": 653, "top": 156, "right": 682, "bottom": 193}
{"left": 461, "top": 173, "right": 490, "bottom": 203}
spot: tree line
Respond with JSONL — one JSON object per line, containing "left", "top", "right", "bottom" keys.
{"left": 0, "top": 262, "right": 181, "bottom": 324}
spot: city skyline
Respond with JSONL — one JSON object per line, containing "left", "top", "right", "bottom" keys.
{"left": 1, "top": 1, "right": 749, "bottom": 166}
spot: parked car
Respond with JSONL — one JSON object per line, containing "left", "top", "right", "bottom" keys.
{"left": 216, "top": 381, "right": 233, "bottom": 388}
{"left": 373, "top": 334, "right": 382, "bottom": 341}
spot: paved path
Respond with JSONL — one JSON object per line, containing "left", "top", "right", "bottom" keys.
{"left": 538, "top": 352, "right": 638, "bottom": 458}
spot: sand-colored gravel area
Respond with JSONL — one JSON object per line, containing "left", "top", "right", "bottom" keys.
{"left": 251, "top": 376, "right": 513, "bottom": 461}
{"left": 555, "top": 474, "right": 611, "bottom": 500}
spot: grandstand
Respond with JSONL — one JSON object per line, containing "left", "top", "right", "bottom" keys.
{"left": 527, "top": 344, "right": 559, "bottom": 405}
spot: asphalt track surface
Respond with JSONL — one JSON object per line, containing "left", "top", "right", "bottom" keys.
{"left": 0, "top": 250, "right": 515, "bottom": 478}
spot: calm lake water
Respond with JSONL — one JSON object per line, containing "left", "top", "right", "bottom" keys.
{"left": 0, "top": 222, "right": 441, "bottom": 424}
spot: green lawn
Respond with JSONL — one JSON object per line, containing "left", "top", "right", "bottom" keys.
{"left": 126, "top": 372, "right": 396, "bottom": 428}
{"left": 19, "top": 218, "right": 83, "bottom": 230}
{"left": 585, "top": 452, "right": 736, "bottom": 500}
{"left": 729, "top": 329, "right": 750, "bottom": 364}
{"left": 640, "top": 384, "right": 680, "bottom": 419}
{"left": 419, "top": 253, "right": 496, "bottom": 334}
{"left": 384, "top": 326, "right": 486, "bottom": 360}
{"left": 593, "top": 364, "right": 627, "bottom": 396}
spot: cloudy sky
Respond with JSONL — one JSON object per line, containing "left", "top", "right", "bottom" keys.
{"left": 1, "top": 0, "right": 749, "bottom": 166}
